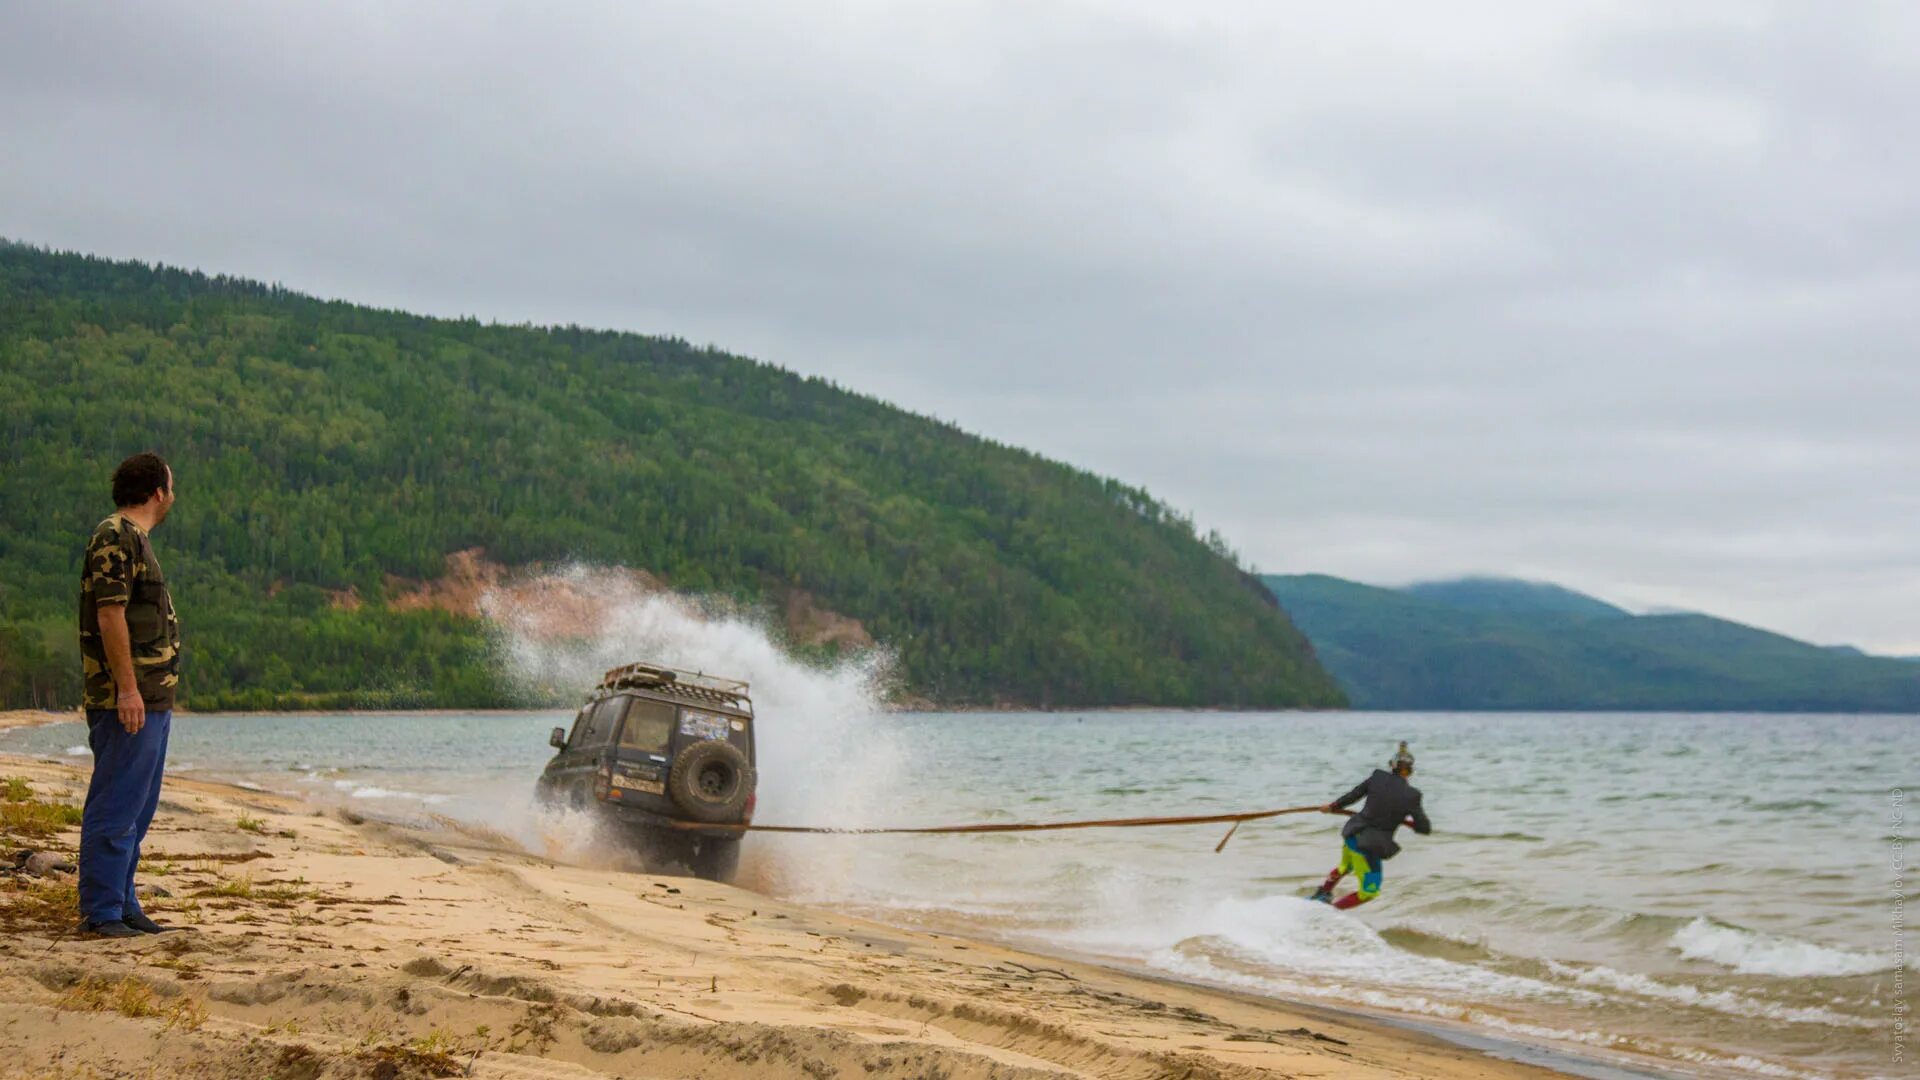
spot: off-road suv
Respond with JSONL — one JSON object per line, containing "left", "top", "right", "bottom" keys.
{"left": 535, "top": 662, "right": 756, "bottom": 881}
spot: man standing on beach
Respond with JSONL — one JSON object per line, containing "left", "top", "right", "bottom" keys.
{"left": 76, "top": 452, "right": 181, "bottom": 938}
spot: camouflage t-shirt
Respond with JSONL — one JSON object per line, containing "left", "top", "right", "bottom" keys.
{"left": 78, "top": 513, "right": 181, "bottom": 710}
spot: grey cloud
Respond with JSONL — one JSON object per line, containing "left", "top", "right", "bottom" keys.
{"left": 3, "top": 2, "right": 1914, "bottom": 651}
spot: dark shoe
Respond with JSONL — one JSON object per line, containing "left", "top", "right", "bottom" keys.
{"left": 79, "top": 919, "right": 144, "bottom": 939}
{"left": 1307, "top": 888, "right": 1332, "bottom": 904}
{"left": 122, "top": 912, "right": 175, "bottom": 934}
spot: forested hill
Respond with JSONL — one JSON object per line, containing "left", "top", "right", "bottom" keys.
{"left": 1265, "top": 574, "right": 1920, "bottom": 711}
{"left": 0, "top": 243, "right": 1344, "bottom": 711}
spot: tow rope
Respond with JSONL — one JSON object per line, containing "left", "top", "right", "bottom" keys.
{"left": 674, "top": 804, "right": 1362, "bottom": 852}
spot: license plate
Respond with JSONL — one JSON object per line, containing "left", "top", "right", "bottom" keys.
{"left": 611, "top": 774, "right": 664, "bottom": 795}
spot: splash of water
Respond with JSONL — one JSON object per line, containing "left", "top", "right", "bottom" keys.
{"left": 480, "top": 565, "right": 907, "bottom": 891}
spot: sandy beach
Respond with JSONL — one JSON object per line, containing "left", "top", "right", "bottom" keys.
{"left": 0, "top": 752, "right": 1592, "bottom": 1080}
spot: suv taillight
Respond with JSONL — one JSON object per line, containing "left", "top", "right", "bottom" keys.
{"left": 593, "top": 762, "right": 613, "bottom": 801}
{"left": 743, "top": 792, "right": 756, "bottom": 823}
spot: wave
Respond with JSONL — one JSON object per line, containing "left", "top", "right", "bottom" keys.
{"left": 1743, "top": 798, "right": 1833, "bottom": 812}
{"left": 345, "top": 785, "right": 450, "bottom": 804}
{"left": 1394, "top": 885, "right": 1698, "bottom": 947}
{"left": 1541, "top": 960, "right": 1875, "bottom": 1029}
{"left": 1181, "top": 899, "right": 1884, "bottom": 1024}
{"left": 1669, "top": 917, "right": 1901, "bottom": 977}
{"left": 1376, "top": 923, "right": 1502, "bottom": 965}
{"left": 267, "top": 768, "right": 454, "bottom": 806}
{"left": 316, "top": 778, "right": 451, "bottom": 804}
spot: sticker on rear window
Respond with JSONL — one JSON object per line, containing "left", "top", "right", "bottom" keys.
{"left": 679, "top": 709, "right": 731, "bottom": 742}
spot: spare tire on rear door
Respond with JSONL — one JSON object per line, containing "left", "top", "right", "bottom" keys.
{"left": 667, "top": 738, "right": 754, "bottom": 822}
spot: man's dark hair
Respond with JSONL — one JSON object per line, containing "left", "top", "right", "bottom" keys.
{"left": 111, "top": 452, "right": 171, "bottom": 508}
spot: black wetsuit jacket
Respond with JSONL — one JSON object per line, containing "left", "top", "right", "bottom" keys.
{"left": 1333, "top": 769, "right": 1431, "bottom": 861}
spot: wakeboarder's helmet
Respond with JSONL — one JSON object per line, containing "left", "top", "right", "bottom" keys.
{"left": 1388, "top": 741, "right": 1415, "bottom": 772}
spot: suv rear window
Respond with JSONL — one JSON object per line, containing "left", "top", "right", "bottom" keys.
{"left": 619, "top": 699, "right": 676, "bottom": 753}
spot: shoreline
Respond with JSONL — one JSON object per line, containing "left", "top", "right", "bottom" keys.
{"left": 0, "top": 708, "right": 77, "bottom": 732}
{"left": 0, "top": 751, "right": 1627, "bottom": 1080}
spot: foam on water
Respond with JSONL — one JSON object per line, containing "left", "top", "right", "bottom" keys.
{"left": 1025, "top": 879, "right": 1888, "bottom": 1043}
{"left": 837, "top": 838, "right": 1898, "bottom": 1077}
{"left": 1084, "top": 892, "right": 1597, "bottom": 1005}
{"left": 1156, "top": 950, "right": 1835, "bottom": 1080}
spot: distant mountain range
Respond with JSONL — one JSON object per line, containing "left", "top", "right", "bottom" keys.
{"left": 1264, "top": 575, "right": 1920, "bottom": 712}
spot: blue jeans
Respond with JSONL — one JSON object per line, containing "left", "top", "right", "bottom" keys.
{"left": 78, "top": 708, "right": 171, "bottom": 924}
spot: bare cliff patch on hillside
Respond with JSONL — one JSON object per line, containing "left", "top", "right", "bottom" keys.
{"left": 353, "top": 548, "right": 873, "bottom": 651}
{"left": 784, "top": 589, "right": 877, "bottom": 650}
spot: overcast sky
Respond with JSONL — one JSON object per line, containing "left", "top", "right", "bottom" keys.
{"left": 4, "top": 2, "right": 1916, "bottom": 652}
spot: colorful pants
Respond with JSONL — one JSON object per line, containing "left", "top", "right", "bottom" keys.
{"left": 1318, "top": 837, "right": 1382, "bottom": 910}
{"left": 78, "top": 709, "right": 171, "bottom": 925}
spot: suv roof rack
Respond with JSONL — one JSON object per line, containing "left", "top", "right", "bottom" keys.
{"left": 597, "top": 662, "right": 753, "bottom": 710}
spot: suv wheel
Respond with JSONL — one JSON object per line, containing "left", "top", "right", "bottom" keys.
{"left": 667, "top": 739, "right": 754, "bottom": 822}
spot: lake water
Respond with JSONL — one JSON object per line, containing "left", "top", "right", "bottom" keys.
{"left": 4, "top": 710, "right": 1911, "bottom": 1080}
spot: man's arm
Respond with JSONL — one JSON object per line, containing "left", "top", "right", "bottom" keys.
{"left": 1323, "top": 775, "right": 1371, "bottom": 814}
{"left": 97, "top": 603, "right": 144, "bottom": 735}
{"left": 1409, "top": 795, "right": 1431, "bottom": 835}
